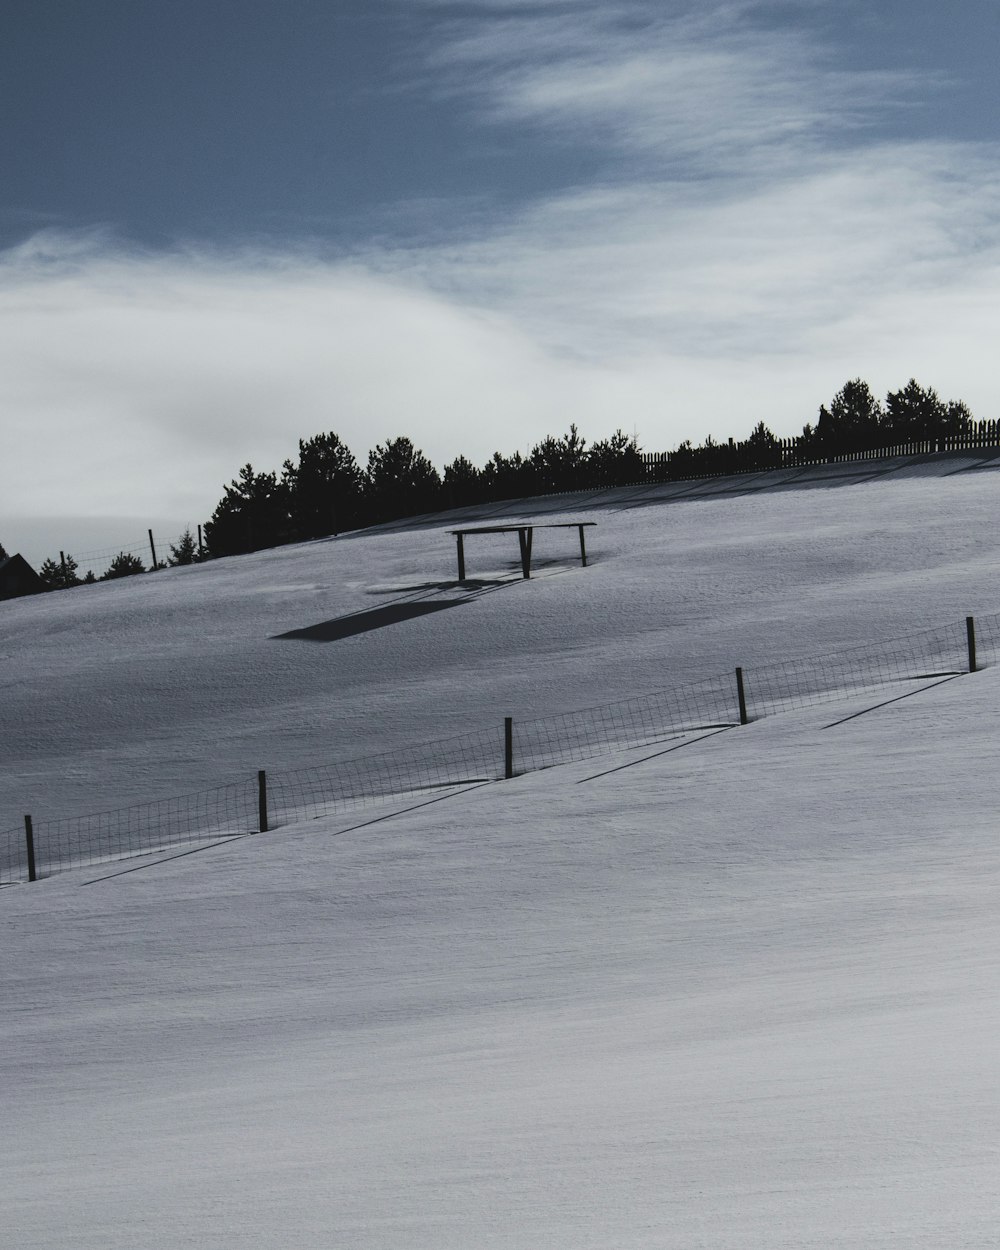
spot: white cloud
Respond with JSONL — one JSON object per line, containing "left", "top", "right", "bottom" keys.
{"left": 0, "top": 239, "right": 637, "bottom": 527}
{"left": 3, "top": 0, "right": 1000, "bottom": 558}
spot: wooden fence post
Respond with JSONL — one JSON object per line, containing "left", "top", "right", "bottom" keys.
{"left": 197, "top": 524, "right": 204, "bottom": 558}
{"left": 504, "top": 717, "right": 514, "bottom": 779}
{"left": 735, "top": 667, "right": 749, "bottom": 725}
{"left": 257, "top": 770, "right": 268, "bottom": 833}
{"left": 966, "top": 616, "right": 977, "bottom": 674}
{"left": 148, "top": 529, "right": 158, "bottom": 570}
{"left": 24, "top": 815, "right": 37, "bottom": 882}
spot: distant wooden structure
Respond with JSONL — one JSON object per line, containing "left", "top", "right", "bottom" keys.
{"left": 450, "top": 522, "right": 596, "bottom": 581}
{"left": 0, "top": 553, "right": 45, "bottom": 601}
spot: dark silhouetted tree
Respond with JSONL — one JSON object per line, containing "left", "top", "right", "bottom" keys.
{"left": 529, "top": 424, "right": 587, "bottom": 493}
{"left": 169, "top": 529, "right": 200, "bottom": 566}
{"left": 479, "top": 450, "right": 531, "bottom": 502}
{"left": 883, "top": 379, "right": 973, "bottom": 441}
{"left": 282, "top": 432, "right": 363, "bottom": 539}
{"left": 38, "top": 553, "right": 80, "bottom": 589}
{"left": 798, "top": 421, "right": 821, "bottom": 454}
{"left": 102, "top": 552, "right": 146, "bottom": 580}
{"left": 883, "top": 379, "right": 942, "bottom": 440}
{"left": 817, "top": 379, "right": 883, "bottom": 453}
{"left": 442, "top": 455, "right": 482, "bottom": 509}
{"left": 742, "top": 421, "right": 782, "bottom": 469}
{"left": 363, "top": 438, "right": 441, "bottom": 523}
{"left": 204, "top": 464, "right": 292, "bottom": 556}
{"left": 587, "top": 429, "right": 644, "bottom": 487}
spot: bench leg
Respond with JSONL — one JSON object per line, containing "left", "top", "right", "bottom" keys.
{"left": 518, "top": 528, "right": 532, "bottom": 579}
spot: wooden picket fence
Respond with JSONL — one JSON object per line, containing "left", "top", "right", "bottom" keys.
{"left": 640, "top": 420, "right": 1000, "bottom": 482}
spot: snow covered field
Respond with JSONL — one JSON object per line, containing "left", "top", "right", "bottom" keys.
{"left": 4, "top": 460, "right": 1000, "bottom": 1246}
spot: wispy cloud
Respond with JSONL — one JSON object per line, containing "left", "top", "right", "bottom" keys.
{"left": 424, "top": 0, "right": 930, "bottom": 173}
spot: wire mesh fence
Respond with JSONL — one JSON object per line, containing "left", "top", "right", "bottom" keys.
{"left": 0, "top": 781, "right": 260, "bottom": 885}
{"left": 511, "top": 673, "right": 741, "bottom": 773}
{"left": 741, "top": 618, "right": 971, "bottom": 720}
{"left": 39, "top": 530, "right": 201, "bottom": 583}
{"left": 1, "top": 611, "right": 994, "bottom": 887}
{"left": 973, "top": 610, "right": 1000, "bottom": 660}
{"left": 266, "top": 725, "right": 507, "bottom": 826}
{"left": 0, "top": 825, "right": 29, "bottom": 885}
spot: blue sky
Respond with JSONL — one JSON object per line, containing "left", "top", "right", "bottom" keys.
{"left": 3, "top": 0, "right": 1000, "bottom": 560}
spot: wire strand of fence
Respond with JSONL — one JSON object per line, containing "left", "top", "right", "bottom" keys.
{"left": 5, "top": 610, "right": 1000, "bottom": 887}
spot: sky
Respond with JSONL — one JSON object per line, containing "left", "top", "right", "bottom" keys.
{"left": 3, "top": 0, "right": 1000, "bottom": 561}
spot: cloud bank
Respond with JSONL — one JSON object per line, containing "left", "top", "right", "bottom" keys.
{"left": 3, "top": 0, "right": 1000, "bottom": 557}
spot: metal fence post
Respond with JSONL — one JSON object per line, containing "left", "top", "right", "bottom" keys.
{"left": 735, "top": 667, "right": 749, "bottom": 725}
{"left": 24, "top": 815, "right": 37, "bottom": 882}
{"left": 257, "top": 770, "right": 268, "bottom": 833}
{"left": 966, "top": 616, "right": 977, "bottom": 673}
{"left": 504, "top": 717, "right": 514, "bottom": 779}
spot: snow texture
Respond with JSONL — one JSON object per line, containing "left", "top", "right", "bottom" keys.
{"left": 3, "top": 460, "right": 1000, "bottom": 1247}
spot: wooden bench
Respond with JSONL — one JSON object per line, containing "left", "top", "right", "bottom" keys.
{"left": 450, "top": 522, "right": 596, "bottom": 581}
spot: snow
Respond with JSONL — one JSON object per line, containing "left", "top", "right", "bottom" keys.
{"left": 4, "top": 461, "right": 1000, "bottom": 1247}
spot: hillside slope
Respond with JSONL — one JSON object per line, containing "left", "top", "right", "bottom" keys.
{"left": 4, "top": 460, "right": 1000, "bottom": 1246}
{"left": 3, "top": 663, "right": 999, "bottom": 1247}
{"left": 2, "top": 459, "right": 999, "bottom": 823}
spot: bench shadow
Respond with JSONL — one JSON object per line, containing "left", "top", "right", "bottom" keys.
{"left": 273, "top": 599, "right": 468, "bottom": 643}
{"left": 365, "top": 578, "right": 512, "bottom": 595}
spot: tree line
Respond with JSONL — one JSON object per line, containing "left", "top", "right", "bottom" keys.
{"left": 662, "top": 378, "right": 976, "bottom": 478}
{"left": 18, "top": 375, "right": 980, "bottom": 580}
{"left": 201, "top": 377, "right": 975, "bottom": 557}
{"left": 201, "top": 427, "right": 645, "bottom": 558}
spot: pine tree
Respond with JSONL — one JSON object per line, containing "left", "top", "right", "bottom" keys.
{"left": 742, "top": 421, "right": 782, "bottom": 469}
{"left": 587, "top": 430, "right": 644, "bottom": 487}
{"left": 883, "top": 380, "right": 973, "bottom": 442}
{"left": 282, "top": 432, "right": 363, "bottom": 540}
{"left": 529, "top": 424, "right": 587, "bottom": 493}
{"left": 479, "top": 450, "right": 531, "bottom": 502}
{"left": 38, "top": 553, "right": 81, "bottom": 590}
{"left": 203, "top": 464, "right": 292, "bottom": 557}
{"left": 442, "top": 455, "right": 482, "bottom": 509}
{"left": 169, "top": 529, "right": 200, "bottom": 565}
{"left": 817, "top": 379, "right": 883, "bottom": 454}
{"left": 102, "top": 552, "right": 146, "bottom": 580}
{"left": 363, "top": 438, "right": 441, "bottom": 523}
